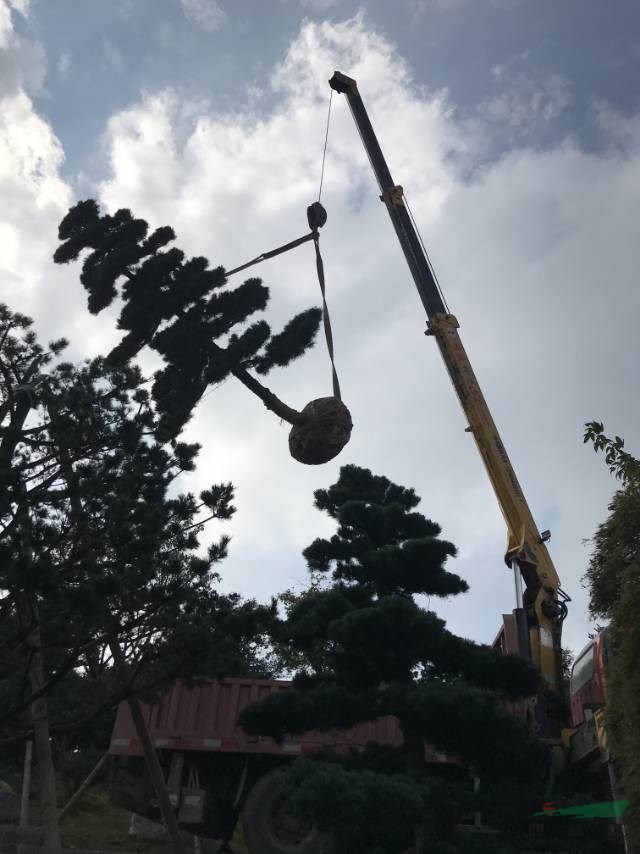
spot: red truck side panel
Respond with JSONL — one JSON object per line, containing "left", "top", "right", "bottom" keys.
{"left": 109, "top": 677, "right": 453, "bottom": 763}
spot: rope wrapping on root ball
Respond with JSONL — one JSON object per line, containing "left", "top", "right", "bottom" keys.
{"left": 289, "top": 396, "right": 352, "bottom": 465}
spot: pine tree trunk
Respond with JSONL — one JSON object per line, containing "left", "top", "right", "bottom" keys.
{"left": 399, "top": 725, "right": 428, "bottom": 853}
{"left": 108, "top": 638, "right": 186, "bottom": 854}
{"left": 19, "top": 739, "right": 33, "bottom": 827}
{"left": 27, "top": 609, "right": 62, "bottom": 854}
{"left": 8, "top": 387, "right": 61, "bottom": 851}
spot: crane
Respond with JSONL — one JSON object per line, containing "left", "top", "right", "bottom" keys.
{"left": 328, "top": 71, "right": 570, "bottom": 735}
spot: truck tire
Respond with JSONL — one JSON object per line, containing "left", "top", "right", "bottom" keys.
{"left": 242, "top": 767, "right": 329, "bottom": 854}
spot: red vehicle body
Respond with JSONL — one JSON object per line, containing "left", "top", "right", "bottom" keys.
{"left": 108, "top": 676, "right": 460, "bottom": 852}
{"left": 110, "top": 676, "right": 405, "bottom": 757}
{"left": 109, "top": 676, "right": 454, "bottom": 761}
{"left": 492, "top": 613, "right": 528, "bottom": 723}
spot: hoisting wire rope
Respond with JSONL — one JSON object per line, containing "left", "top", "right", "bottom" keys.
{"left": 404, "top": 192, "right": 450, "bottom": 315}
{"left": 314, "top": 87, "right": 341, "bottom": 400}
{"left": 318, "top": 89, "right": 333, "bottom": 203}
{"left": 224, "top": 86, "right": 342, "bottom": 402}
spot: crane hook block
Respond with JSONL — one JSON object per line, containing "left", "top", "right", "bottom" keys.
{"left": 307, "top": 202, "right": 327, "bottom": 231}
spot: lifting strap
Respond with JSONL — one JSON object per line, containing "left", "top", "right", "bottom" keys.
{"left": 312, "top": 231, "right": 340, "bottom": 401}
{"left": 225, "top": 201, "right": 341, "bottom": 402}
{"left": 225, "top": 231, "right": 316, "bottom": 278}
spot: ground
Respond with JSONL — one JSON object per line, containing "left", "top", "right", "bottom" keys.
{"left": 34, "top": 785, "right": 248, "bottom": 854}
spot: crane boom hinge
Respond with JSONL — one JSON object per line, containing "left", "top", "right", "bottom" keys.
{"left": 380, "top": 185, "right": 404, "bottom": 206}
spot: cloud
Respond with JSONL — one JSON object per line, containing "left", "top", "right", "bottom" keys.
{"left": 7, "top": 0, "right": 29, "bottom": 15}
{"left": 0, "top": 0, "right": 44, "bottom": 96}
{"left": 479, "top": 69, "right": 572, "bottom": 131}
{"left": 43, "top": 12, "right": 640, "bottom": 658}
{"left": 180, "top": 0, "right": 226, "bottom": 33}
{"left": 0, "top": 0, "right": 116, "bottom": 360}
{"left": 594, "top": 99, "right": 640, "bottom": 154}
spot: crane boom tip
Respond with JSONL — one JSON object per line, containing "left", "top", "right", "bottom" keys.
{"left": 329, "top": 71, "right": 357, "bottom": 94}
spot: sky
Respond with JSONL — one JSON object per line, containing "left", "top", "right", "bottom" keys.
{"left": 2, "top": 0, "right": 640, "bottom": 662}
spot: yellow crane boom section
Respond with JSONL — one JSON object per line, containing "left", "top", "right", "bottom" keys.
{"left": 428, "top": 313, "right": 561, "bottom": 688}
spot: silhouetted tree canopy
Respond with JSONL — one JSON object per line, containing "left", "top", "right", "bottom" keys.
{"left": 0, "top": 304, "right": 276, "bottom": 747}
{"left": 583, "top": 422, "right": 640, "bottom": 850}
{"left": 239, "top": 465, "right": 549, "bottom": 850}
{"left": 53, "top": 199, "right": 323, "bottom": 440}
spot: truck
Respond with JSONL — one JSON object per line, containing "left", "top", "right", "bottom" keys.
{"left": 107, "top": 676, "right": 462, "bottom": 852}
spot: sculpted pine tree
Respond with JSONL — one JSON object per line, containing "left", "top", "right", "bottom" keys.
{"left": 239, "top": 465, "right": 549, "bottom": 851}
{"left": 52, "top": 199, "right": 326, "bottom": 443}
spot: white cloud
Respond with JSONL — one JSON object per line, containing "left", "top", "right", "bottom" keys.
{"left": 180, "top": 0, "right": 226, "bottom": 33}
{"left": 594, "top": 100, "right": 640, "bottom": 154}
{"left": 0, "top": 0, "right": 44, "bottom": 95}
{"left": 7, "top": 0, "right": 29, "bottom": 16}
{"left": 82, "top": 14, "right": 640, "bottom": 658}
{"left": 480, "top": 69, "right": 572, "bottom": 130}
{"left": 0, "top": 1, "right": 114, "bottom": 358}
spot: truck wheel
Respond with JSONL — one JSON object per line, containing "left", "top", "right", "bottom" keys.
{"left": 242, "top": 767, "right": 329, "bottom": 854}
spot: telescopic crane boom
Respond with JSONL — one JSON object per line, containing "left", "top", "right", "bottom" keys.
{"left": 329, "top": 71, "right": 569, "bottom": 714}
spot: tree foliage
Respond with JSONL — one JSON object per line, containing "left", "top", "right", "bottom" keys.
{"left": 2, "top": 189, "right": 327, "bottom": 740}
{"left": 584, "top": 421, "right": 640, "bottom": 487}
{"left": 0, "top": 304, "right": 275, "bottom": 746}
{"left": 52, "top": 199, "right": 322, "bottom": 440}
{"left": 284, "top": 756, "right": 426, "bottom": 854}
{"left": 584, "top": 421, "right": 640, "bottom": 849}
{"left": 239, "top": 465, "right": 549, "bottom": 849}
{"left": 583, "top": 488, "right": 640, "bottom": 620}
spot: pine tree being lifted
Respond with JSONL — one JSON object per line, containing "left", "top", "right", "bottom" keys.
{"left": 53, "top": 199, "right": 352, "bottom": 463}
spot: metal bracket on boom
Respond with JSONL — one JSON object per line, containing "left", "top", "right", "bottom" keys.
{"left": 380, "top": 185, "right": 404, "bottom": 207}
{"left": 328, "top": 71, "right": 358, "bottom": 94}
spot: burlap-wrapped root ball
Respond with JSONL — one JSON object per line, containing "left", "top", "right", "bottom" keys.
{"left": 289, "top": 397, "right": 353, "bottom": 465}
